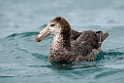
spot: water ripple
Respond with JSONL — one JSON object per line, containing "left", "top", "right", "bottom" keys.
{"left": 0, "top": 75, "right": 15, "bottom": 78}
{"left": 6, "top": 32, "right": 39, "bottom": 38}
{"left": 94, "top": 70, "right": 120, "bottom": 79}
{"left": 32, "top": 53, "right": 48, "bottom": 61}
{"left": 97, "top": 51, "right": 124, "bottom": 61}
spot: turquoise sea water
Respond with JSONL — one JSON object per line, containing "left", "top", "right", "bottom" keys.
{"left": 0, "top": 0, "right": 124, "bottom": 83}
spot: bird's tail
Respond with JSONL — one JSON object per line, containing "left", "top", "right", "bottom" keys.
{"left": 96, "top": 31, "right": 109, "bottom": 47}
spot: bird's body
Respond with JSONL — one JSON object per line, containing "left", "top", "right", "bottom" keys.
{"left": 36, "top": 16, "right": 109, "bottom": 64}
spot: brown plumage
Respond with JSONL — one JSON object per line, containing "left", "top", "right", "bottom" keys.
{"left": 36, "top": 16, "right": 109, "bottom": 64}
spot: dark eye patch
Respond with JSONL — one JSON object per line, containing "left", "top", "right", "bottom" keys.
{"left": 50, "top": 24, "right": 55, "bottom": 26}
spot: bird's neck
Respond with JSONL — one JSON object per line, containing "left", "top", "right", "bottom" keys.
{"left": 51, "top": 33, "right": 71, "bottom": 50}
{"left": 49, "top": 31, "right": 71, "bottom": 64}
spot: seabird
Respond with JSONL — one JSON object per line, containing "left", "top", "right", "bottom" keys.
{"left": 36, "top": 16, "right": 109, "bottom": 64}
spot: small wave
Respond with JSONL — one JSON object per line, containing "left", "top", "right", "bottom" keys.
{"left": 20, "top": 32, "right": 39, "bottom": 37}
{"left": 17, "top": 47, "right": 29, "bottom": 53}
{"left": 97, "top": 51, "right": 124, "bottom": 70}
{"left": 107, "top": 20, "right": 118, "bottom": 24}
{"left": 29, "top": 64, "right": 52, "bottom": 68}
{"left": 0, "top": 75, "right": 15, "bottom": 78}
{"left": 100, "top": 51, "right": 124, "bottom": 56}
{"left": 32, "top": 53, "right": 48, "bottom": 61}
{"left": 104, "top": 65, "right": 124, "bottom": 69}
{"left": 97, "top": 51, "right": 124, "bottom": 61}
{"left": 94, "top": 70, "right": 120, "bottom": 79}
{"left": 6, "top": 32, "right": 39, "bottom": 38}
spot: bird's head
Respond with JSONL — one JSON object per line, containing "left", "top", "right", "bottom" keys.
{"left": 36, "top": 16, "right": 71, "bottom": 42}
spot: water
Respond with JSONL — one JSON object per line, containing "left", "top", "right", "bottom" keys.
{"left": 0, "top": 0, "right": 124, "bottom": 83}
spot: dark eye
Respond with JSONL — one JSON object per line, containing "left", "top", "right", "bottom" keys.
{"left": 50, "top": 24, "right": 55, "bottom": 27}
